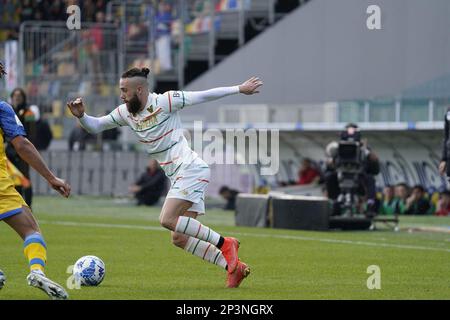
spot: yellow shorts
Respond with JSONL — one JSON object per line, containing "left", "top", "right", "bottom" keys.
{"left": 0, "top": 179, "right": 27, "bottom": 220}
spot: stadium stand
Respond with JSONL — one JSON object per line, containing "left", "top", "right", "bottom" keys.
{"left": 0, "top": 0, "right": 306, "bottom": 140}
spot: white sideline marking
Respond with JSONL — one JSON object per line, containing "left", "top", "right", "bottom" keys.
{"left": 39, "top": 220, "right": 450, "bottom": 253}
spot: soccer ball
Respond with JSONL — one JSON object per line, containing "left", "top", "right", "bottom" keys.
{"left": 0, "top": 269, "right": 6, "bottom": 289}
{"left": 73, "top": 256, "right": 106, "bottom": 286}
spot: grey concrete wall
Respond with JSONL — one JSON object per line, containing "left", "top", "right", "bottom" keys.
{"left": 183, "top": 0, "right": 450, "bottom": 122}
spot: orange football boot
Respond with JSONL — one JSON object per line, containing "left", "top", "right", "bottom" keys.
{"left": 221, "top": 237, "right": 240, "bottom": 273}
{"left": 226, "top": 261, "right": 250, "bottom": 288}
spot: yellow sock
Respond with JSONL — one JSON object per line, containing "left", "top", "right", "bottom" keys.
{"left": 23, "top": 233, "right": 47, "bottom": 273}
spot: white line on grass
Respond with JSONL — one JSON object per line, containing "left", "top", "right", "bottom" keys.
{"left": 39, "top": 220, "right": 450, "bottom": 253}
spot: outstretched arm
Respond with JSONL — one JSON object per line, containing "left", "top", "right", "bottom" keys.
{"left": 78, "top": 114, "right": 120, "bottom": 134}
{"left": 67, "top": 98, "right": 123, "bottom": 134}
{"left": 184, "top": 86, "right": 240, "bottom": 105}
{"left": 11, "top": 136, "right": 70, "bottom": 197}
{"left": 161, "top": 77, "right": 263, "bottom": 112}
{"left": 187, "top": 77, "right": 263, "bottom": 105}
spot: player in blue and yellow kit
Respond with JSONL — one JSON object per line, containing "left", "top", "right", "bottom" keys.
{"left": 0, "top": 62, "right": 71, "bottom": 299}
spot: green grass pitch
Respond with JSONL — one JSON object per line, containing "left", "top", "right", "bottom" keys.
{"left": 1, "top": 196, "right": 449, "bottom": 300}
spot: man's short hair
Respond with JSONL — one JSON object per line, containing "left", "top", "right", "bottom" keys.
{"left": 413, "top": 185, "right": 425, "bottom": 193}
{"left": 121, "top": 67, "right": 150, "bottom": 79}
{"left": 395, "top": 182, "right": 409, "bottom": 190}
{"left": 219, "top": 186, "right": 230, "bottom": 194}
{"left": 345, "top": 123, "right": 359, "bottom": 129}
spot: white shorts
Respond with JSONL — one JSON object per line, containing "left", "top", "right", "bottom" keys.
{"left": 166, "top": 158, "right": 210, "bottom": 214}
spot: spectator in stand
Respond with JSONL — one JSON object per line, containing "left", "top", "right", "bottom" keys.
{"left": 435, "top": 190, "right": 450, "bottom": 216}
{"left": 379, "top": 185, "right": 397, "bottom": 215}
{"left": 404, "top": 185, "right": 434, "bottom": 215}
{"left": 68, "top": 122, "right": 95, "bottom": 151}
{"left": 155, "top": 1, "right": 174, "bottom": 72}
{"left": 33, "top": 115, "right": 53, "bottom": 151}
{"left": 48, "top": 0, "right": 65, "bottom": 21}
{"left": 8, "top": 88, "right": 38, "bottom": 143}
{"left": 83, "top": 0, "right": 97, "bottom": 22}
{"left": 129, "top": 159, "right": 167, "bottom": 206}
{"left": 394, "top": 183, "right": 409, "bottom": 215}
{"left": 36, "top": 0, "right": 52, "bottom": 20}
{"left": 89, "top": 11, "right": 106, "bottom": 85}
{"left": 93, "top": 0, "right": 107, "bottom": 12}
{"left": 91, "top": 12, "right": 105, "bottom": 50}
{"left": 10, "top": 97, "right": 53, "bottom": 151}
{"left": 297, "top": 158, "right": 320, "bottom": 185}
{"left": 219, "top": 186, "right": 240, "bottom": 211}
{"left": 101, "top": 110, "right": 121, "bottom": 150}
{"left": 19, "top": 0, "right": 37, "bottom": 22}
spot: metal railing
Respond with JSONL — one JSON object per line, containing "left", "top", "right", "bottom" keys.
{"left": 17, "top": 21, "right": 123, "bottom": 138}
{"left": 338, "top": 98, "right": 449, "bottom": 124}
{"left": 12, "top": 0, "right": 277, "bottom": 139}
{"left": 216, "top": 98, "right": 450, "bottom": 127}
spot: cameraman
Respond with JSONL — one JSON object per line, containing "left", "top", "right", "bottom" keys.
{"left": 324, "top": 123, "right": 380, "bottom": 215}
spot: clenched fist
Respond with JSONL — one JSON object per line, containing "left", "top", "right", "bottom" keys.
{"left": 67, "top": 97, "right": 85, "bottom": 118}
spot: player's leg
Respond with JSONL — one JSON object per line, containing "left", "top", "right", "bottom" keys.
{"left": 3, "top": 206, "right": 68, "bottom": 299}
{"left": 160, "top": 198, "right": 225, "bottom": 248}
{"left": 170, "top": 208, "right": 250, "bottom": 287}
{"left": 171, "top": 211, "right": 228, "bottom": 271}
{"left": 159, "top": 198, "right": 240, "bottom": 273}
{"left": 4, "top": 206, "right": 46, "bottom": 273}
